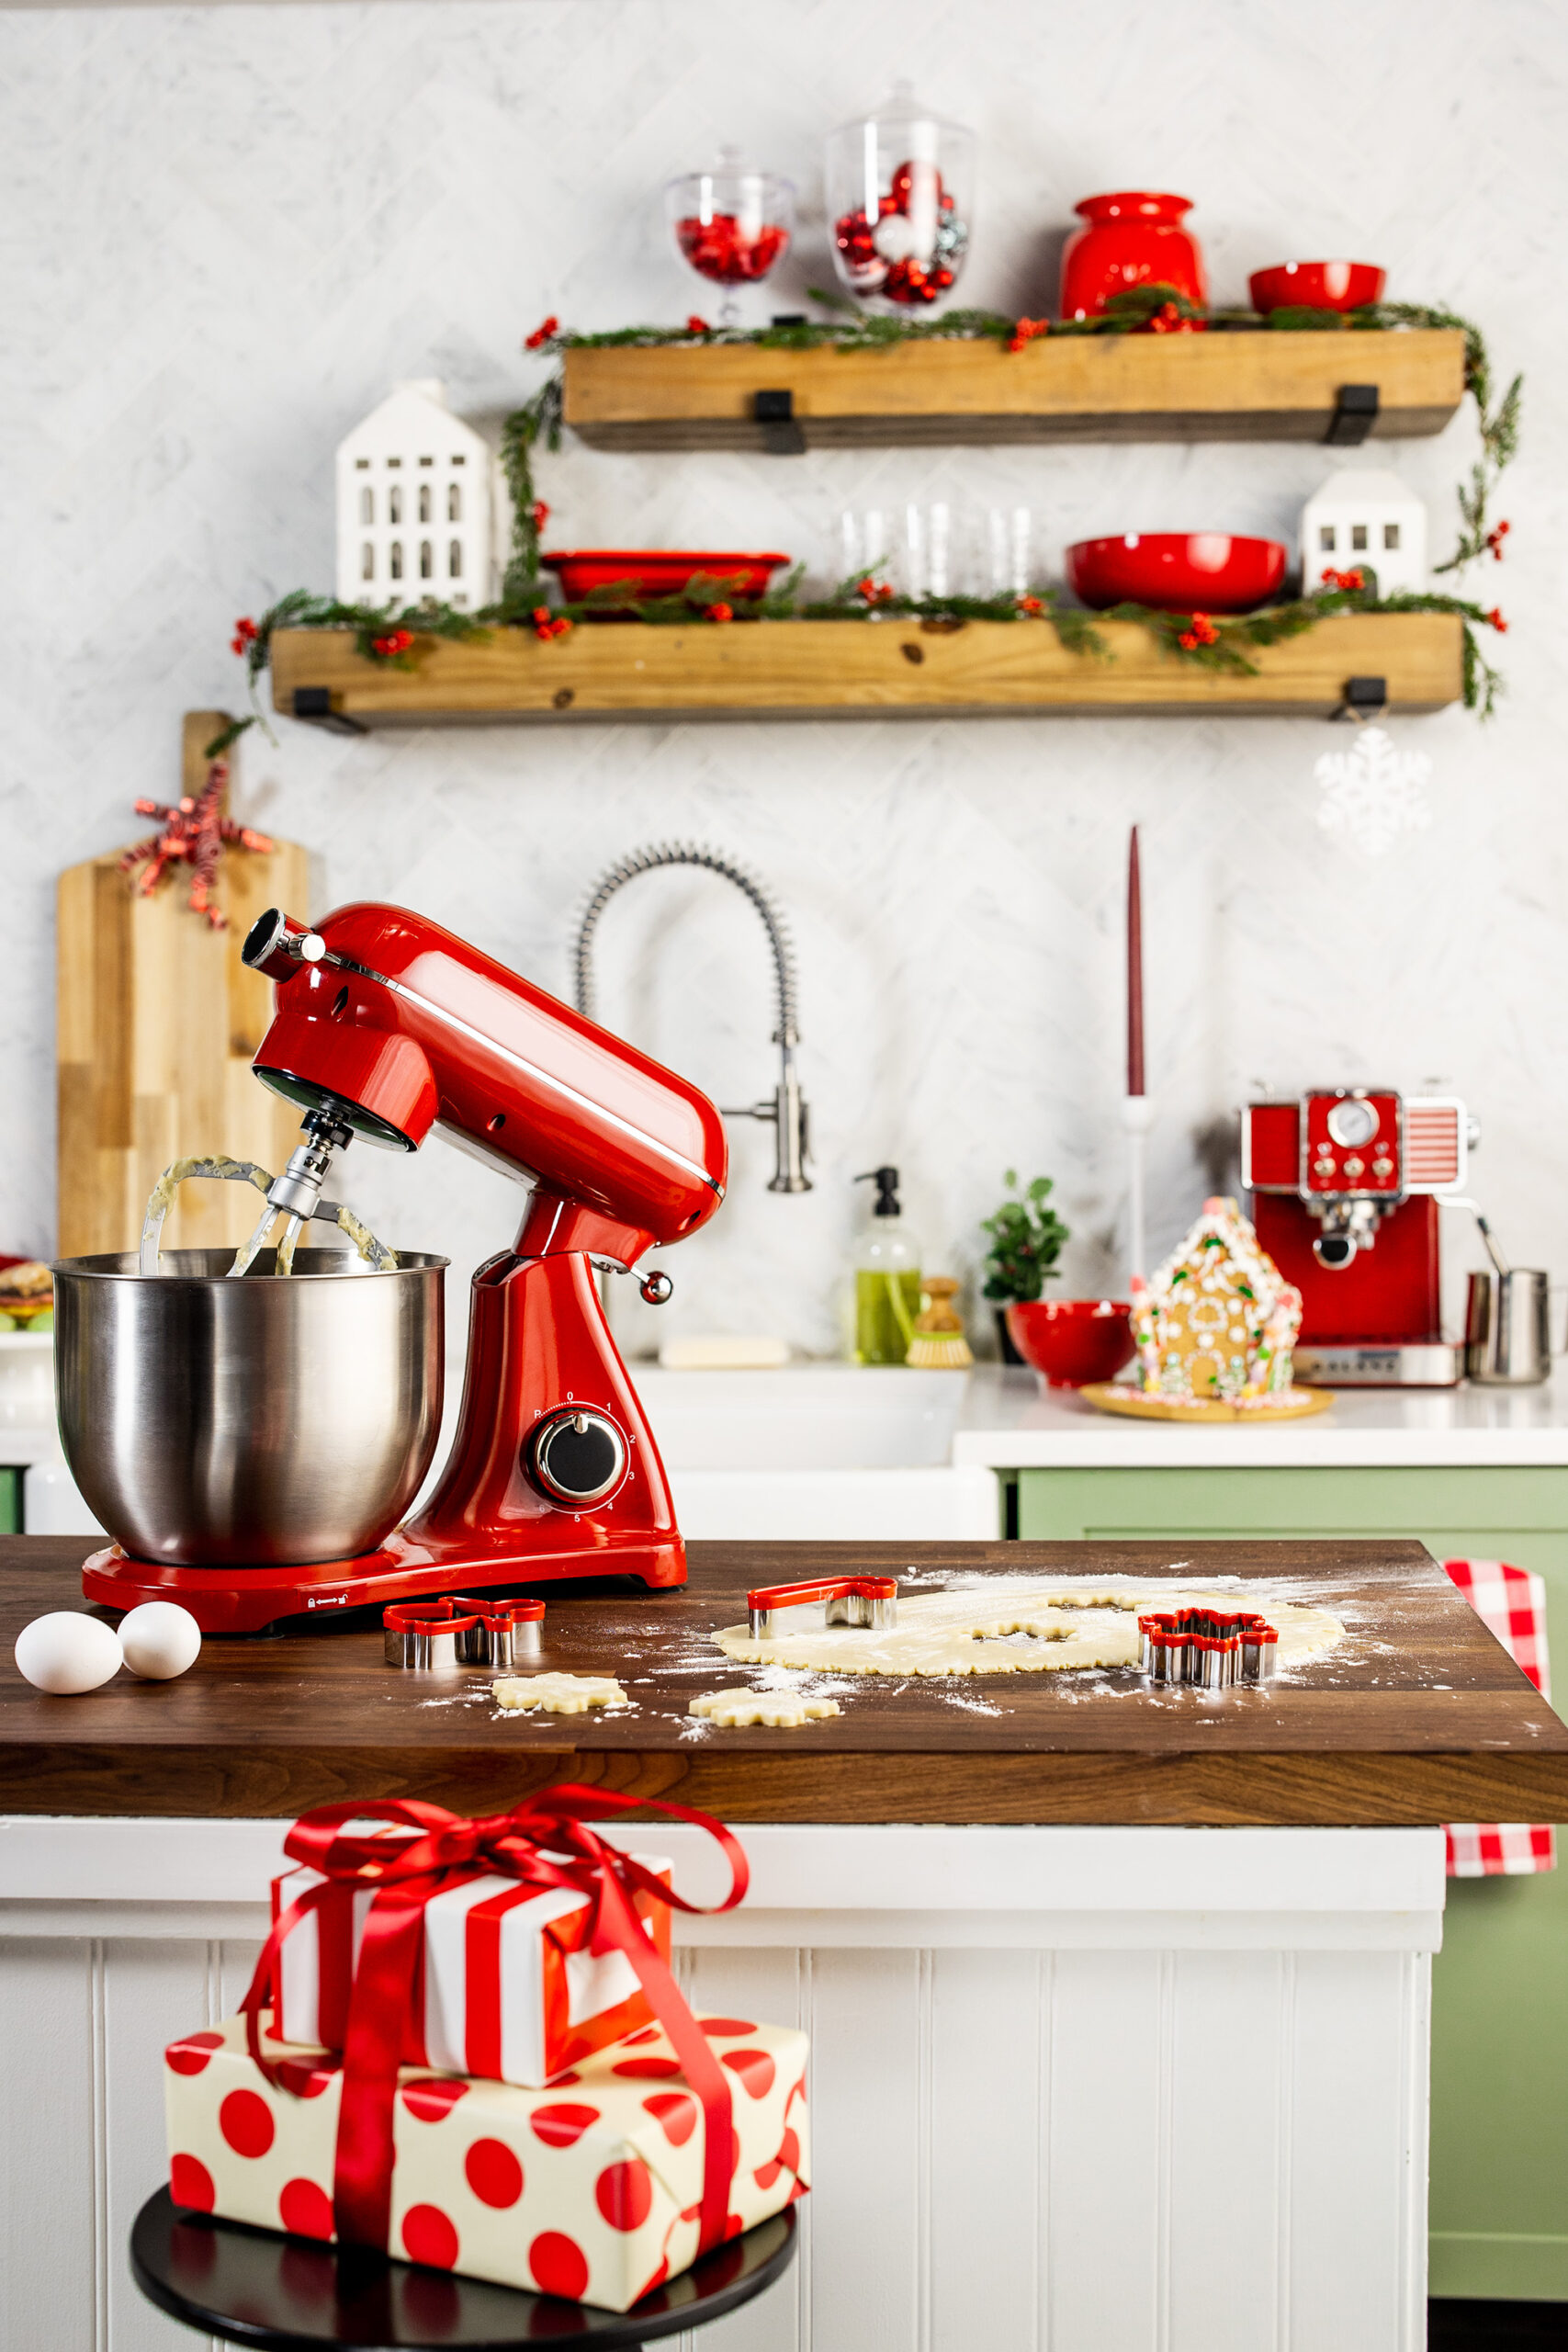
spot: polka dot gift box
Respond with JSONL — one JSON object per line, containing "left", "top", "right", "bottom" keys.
{"left": 164, "top": 2008, "right": 808, "bottom": 2312}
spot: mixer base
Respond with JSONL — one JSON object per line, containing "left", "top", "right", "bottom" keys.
{"left": 81, "top": 1529, "right": 686, "bottom": 1634}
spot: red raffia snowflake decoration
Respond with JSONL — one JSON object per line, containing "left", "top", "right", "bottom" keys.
{"left": 118, "top": 757, "right": 274, "bottom": 931}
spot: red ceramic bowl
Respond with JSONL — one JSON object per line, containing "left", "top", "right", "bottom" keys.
{"left": 1006, "top": 1299, "right": 1135, "bottom": 1389}
{"left": 1066, "top": 533, "right": 1288, "bottom": 615}
{"left": 542, "top": 550, "right": 790, "bottom": 609}
{"left": 1248, "top": 261, "right": 1385, "bottom": 314}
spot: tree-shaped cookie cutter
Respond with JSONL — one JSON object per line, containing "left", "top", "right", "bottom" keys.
{"left": 747, "top": 1576, "right": 898, "bottom": 1638}
{"left": 1138, "top": 1607, "right": 1279, "bottom": 1689}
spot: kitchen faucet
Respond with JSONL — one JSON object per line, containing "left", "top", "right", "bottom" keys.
{"left": 572, "top": 842, "right": 810, "bottom": 1193}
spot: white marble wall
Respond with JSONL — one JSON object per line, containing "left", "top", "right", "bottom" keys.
{"left": 3, "top": 0, "right": 1566, "bottom": 1356}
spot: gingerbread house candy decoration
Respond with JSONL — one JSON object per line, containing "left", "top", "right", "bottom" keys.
{"left": 1131, "top": 1195, "right": 1302, "bottom": 1401}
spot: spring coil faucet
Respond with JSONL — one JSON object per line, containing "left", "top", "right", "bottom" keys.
{"left": 572, "top": 842, "right": 810, "bottom": 1193}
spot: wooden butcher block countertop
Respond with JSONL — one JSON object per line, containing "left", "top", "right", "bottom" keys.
{"left": 3, "top": 1536, "right": 1567, "bottom": 1825}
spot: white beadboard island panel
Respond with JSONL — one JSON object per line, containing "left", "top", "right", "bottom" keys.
{"left": 2, "top": 1820, "right": 1439, "bottom": 2351}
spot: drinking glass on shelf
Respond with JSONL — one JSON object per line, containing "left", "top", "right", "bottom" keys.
{"left": 839, "top": 504, "right": 952, "bottom": 601}
{"left": 964, "top": 506, "right": 1036, "bottom": 600}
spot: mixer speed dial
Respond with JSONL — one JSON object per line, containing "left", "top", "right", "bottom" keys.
{"left": 528, "top": 1408, "right": 628, "bottom": 1508}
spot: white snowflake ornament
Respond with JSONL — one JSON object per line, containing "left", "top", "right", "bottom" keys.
{"left": 1314, "top": 725, "right": 1432, "bottom": 856}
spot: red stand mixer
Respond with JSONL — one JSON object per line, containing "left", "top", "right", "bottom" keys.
{"left": 78, "top": 902, "right": 728, "bottom": 1630}
{"left": 1241, "top": 1088, "right": 1472, "bottom": 1385}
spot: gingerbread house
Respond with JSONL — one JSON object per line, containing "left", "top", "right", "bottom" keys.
{"left": 1131, "top": 1195, "right": 1302, "bottom": 1401}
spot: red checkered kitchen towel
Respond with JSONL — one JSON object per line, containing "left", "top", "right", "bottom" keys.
{"left": 1442, "top": 1559, "right": 1556, "bottom": 1876}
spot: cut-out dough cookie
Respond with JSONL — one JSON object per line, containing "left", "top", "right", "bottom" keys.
{"left": 690, "top": 1690, "right": 841, "bottom": 1728}
{"left": 714, "top": 1577, "right": 1344, "bottom": 1679}
{"left": 494, "top": 1673, "right": 629, "bottom": 1713}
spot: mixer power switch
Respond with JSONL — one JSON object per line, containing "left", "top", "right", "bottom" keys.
{"left": 528, "top": 1409, "right": 628, "bottom": 1508}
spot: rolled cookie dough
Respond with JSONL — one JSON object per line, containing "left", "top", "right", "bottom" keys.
{"left": 494, "top": 1673, "right": 629, "bottom": 1713}
{"left": 690, "top": 1690, "right": 841, "bottom": 1728}
{"left": 714, "top": 1577, "right": 1344, "bottom": 1678}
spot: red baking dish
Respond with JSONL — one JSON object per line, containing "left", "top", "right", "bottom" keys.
{"left": 1248, "top": 260, "right": 1385, "bottom": 313}
{"left": 1066, "top": 533, "right": 1288, "bottom": 614}
{"left": 542, "top": 550, "right": 791, "bottom": 607}
{"left": 1007, "top": 1299, "right": 1135, "bottom": 1389}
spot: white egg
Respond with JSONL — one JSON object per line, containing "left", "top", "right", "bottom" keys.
{"left": 118, "top": 1601, "right": 203, "bottom": 1681}
{"left": 15, "top": 1611, "right": 123, "bottom": 1694}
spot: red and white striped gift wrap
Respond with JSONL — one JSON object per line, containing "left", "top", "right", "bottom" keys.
{"left": 164, "top": 2009, "right": 808, "bottom": 2313}
{"left": 1442, "top": 1558, "right": 1557, "bottom": 1877}
{"left": 273, "top": 1844, "right": 673, "bottom": 2086}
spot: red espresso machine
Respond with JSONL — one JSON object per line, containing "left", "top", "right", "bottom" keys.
{"left": 1241, "top": 1089, "right": 1472, "bottom": 1385}
{"left": 82, "top": 902, "right": 728, "bottom": 1628}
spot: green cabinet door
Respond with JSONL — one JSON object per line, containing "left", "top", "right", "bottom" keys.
{"left": 1015, "top": 1463, "right": 1568, "bottom": 2304}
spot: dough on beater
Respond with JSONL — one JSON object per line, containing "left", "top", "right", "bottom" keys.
{"left": 714, "top": 1578, "right": 1345, "bottom": 1679}
{"left": 493, "top": 1673, "right": 630, "bottom": 1713}
{"left": 690, "top": 1690, "right": 841, "bottom": 1728}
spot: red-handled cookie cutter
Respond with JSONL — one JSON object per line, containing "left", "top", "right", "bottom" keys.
{"left": 383, "top": 1598, "right": 480, "bottom": 1672}
{"left": 1137, "top": 1607, "right": 1279, "bottom": 1689}
{"left": 748, "top": 1576, "right": 898, "bottom": 1638}
{"left": 450, "top": 1594, "right": 546, "bottom": 1669}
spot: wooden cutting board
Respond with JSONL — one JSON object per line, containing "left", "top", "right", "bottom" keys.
{"left": 57, "top": 712, "right": 309, "bottom": 1259}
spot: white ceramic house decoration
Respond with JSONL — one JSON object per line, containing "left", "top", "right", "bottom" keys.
{"left": 1299, "top": 468, "right": 1427, "bottom": 598}
{"left": 335, "top": 380, "right": 496, "bottom": 610}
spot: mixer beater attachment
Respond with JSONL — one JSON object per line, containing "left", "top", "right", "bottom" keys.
{"left": 139, "top": 1125, "right": 396, "bottom": 1278}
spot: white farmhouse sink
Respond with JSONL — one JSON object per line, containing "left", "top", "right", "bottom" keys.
{"left": 626, "top": 1366, "right": 998, "bottom": 1541}
{"left": 629, "top": 1366, "right": 970, "bottom": 1472}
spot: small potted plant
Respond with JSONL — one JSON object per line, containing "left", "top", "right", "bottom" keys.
{"left": 980, "top": 1170, "right": 1069, "bottom": 1363}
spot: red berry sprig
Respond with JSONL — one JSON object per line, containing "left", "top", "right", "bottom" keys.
{"left": 1177, "top": 613, "right": 1219, "bottom": 650}
{"left": 1485, "top": 518, "right": 1511, "bottom": 560}
{"left": 231, "top": 616, "right": 258, "bottom": 656}
{"left": 370, "top": 628, "right": 414, "bottom": 660}
{"left": 525, "top": 315, "right": 559, "bottom": 350}
{"left": 1321, "top": 567, "right": 1366, "bottom": 593}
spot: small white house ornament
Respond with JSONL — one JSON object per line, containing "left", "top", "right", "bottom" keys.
{"left": 335, "top": 380, "right": 497, "bottom": 610}
{"left": 1299, "top": 468, "right": 1427, "bottom": 597}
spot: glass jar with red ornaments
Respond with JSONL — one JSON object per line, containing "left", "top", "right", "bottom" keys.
{"left": 666, "top": 148, "right": 795, "bottom": 325}
{"left": 825, "top": 83, "right": 975, "bottom": 310}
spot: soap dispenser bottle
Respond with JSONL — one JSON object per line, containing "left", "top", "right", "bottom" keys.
{"left": 853, "top": 1166, "right": 922, "bottom": 1365}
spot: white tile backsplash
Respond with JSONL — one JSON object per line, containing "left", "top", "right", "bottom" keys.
{"left": 3, "top": 0, "right": 1565, "bottom": 1357}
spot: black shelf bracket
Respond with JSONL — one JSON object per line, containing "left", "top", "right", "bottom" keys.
{"left": 753, "top": 388, "right": 807, "bottom": 456}
{"left": 292, "top": 687, "right": 368, "bottom": 736}
{"left": 1333, "top": 674, "right": 1389, "bottom": 721}
{"left": 1325, "top": 384, "right": 1380, "bottom": 446}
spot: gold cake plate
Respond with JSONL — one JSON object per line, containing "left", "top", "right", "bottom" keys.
{"left": 1081, "top": 1383, "right": 1334, "bottom": 1424}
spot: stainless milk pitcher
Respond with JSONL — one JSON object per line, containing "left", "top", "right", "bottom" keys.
{"left": 1464, "top": 1269, "right": 1551, "bottom": 1385}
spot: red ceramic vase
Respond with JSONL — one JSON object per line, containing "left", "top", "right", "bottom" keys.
{"left": 1059, "top": 192, "right": 1206, "bottom": 322}
{"left": 1006, "top": 1299, "right": 1135, "bottom": 1388}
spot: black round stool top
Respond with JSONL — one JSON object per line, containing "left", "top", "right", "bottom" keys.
{"left": 131, "top": 2188, "right": 797, "bottom": 2352}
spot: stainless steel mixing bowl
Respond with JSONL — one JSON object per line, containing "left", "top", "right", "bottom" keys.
{"left": 54, "top": 1250, "right": 447, "bottom": 1566}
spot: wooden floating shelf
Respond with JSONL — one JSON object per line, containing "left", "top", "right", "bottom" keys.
{"left": 561, "top": 329, "right": 1467, "bottom": 451}
{"left": 272, "top": 613, "right": 1463, "bottom": 726}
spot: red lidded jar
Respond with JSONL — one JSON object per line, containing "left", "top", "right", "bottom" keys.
{"left": 1058, "top": 191, "right": 1206, "bottom": 322}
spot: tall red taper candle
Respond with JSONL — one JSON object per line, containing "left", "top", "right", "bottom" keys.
{"left": 1127, "top": 824, "right": 1145, "bottom": 1096}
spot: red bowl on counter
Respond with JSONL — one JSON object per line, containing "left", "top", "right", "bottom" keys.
{"left": 542, "top": 550, "right": 791, "bottom": 609}
{"left": 1006, "top": 1299, "right": 1135, "bottom": 1389}
{"left": 1066, "top": 532, "right": 1288, "bottom": 614}
{"left": 1248, "top": 260, "right": 1385, "bottom": 314}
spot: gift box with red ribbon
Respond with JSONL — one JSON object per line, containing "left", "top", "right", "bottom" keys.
{"left": 163, "top": 1787, "right": 808, "bottom": 2312}
{"left": 164, "top": 2006, "right": 808, "bottom": 2312}
{"left": 274, "top": 1832, "right": 674, "bottom": 2086}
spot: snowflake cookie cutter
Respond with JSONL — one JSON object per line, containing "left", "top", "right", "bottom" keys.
{"left": 1138, "top": 1607, "right": 1280, "bottom": 1689}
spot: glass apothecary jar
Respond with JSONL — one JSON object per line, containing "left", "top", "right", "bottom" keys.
{"left": 826, "top": 82, "right": 975, "bottom": 309}
{"left": 666, "top": 147, "right": 795, "bottom": 325}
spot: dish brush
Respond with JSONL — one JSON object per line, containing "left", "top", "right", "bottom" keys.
{"left": 903, "top": 1275, "right": 974, "bottom": 1369}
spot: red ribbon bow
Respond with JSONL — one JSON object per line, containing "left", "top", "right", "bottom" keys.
{"left": 241, "top": 1786, "right": 750, "bottom": 2260}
